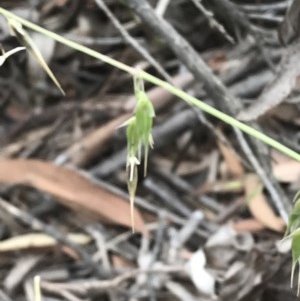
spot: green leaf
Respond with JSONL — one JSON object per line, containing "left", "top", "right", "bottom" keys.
{"left": 286, "top": 199, "right": 300, "bottom": 236}
{"left": 285, "top": 196, "right": 300, "bottom": 296}
{"left": 291, "top": 230, "right": 300, "bottom": 295}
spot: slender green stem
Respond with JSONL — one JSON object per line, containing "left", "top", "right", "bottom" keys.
{"left": 1, "top": 7, "right": 300, "bottom": 162}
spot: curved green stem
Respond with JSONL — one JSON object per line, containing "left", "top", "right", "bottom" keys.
{"left": 1, "top": 7, "right": 300, "bottom": 162}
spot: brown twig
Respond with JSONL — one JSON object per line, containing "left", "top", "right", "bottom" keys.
{"left": 122, "top": 0, "right": 290, "bottom": 221}
{"left": 41, "top": 265, "right": 184, "bottom": 295}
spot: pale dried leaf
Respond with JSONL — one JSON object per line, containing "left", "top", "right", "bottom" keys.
{"left": 0, "top": 233, "right": 91, "bottom": 252}
{"left": 273, "top": 160, "right": 300, "bottom": 183}
{"left": 244, "top": 174, "right": 284, "bottom": 232}
{"left": 231, "top": 219, "right": 265, "bottom": 233}
{"left": 217, "top": 141, "right": 244, "bottom": 177}
{"left": 53, "top": 0, "right": 70, "bottom": 6}
{"left": 0, "top": 159, "right": 148, "bottom": 235}
{"left": 197, "top": 179, "right": 243, "bottom": 194}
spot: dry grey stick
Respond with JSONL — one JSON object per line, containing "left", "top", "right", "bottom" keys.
{"left": 247, "top": 14, "right": 283, "bottom": 23}
{"left": 0, "top": 290, "right": 12, "bottom": 301}
{"left": 123, "top": 0, "right": 241, "bottom": 115}
{"left": 41, "top": 265, "right": 184, "bottom": 295}
{"left": 211, "top": 0, "right": 260, "bottom": 35}
{"left": 38, "top": 279, "right": 85, "bottom": 301}
{"left": 234, "top": 128, "right": 290, "bottom": 222}
{"left": 211, "top": 0, "right": 277, "bottom": 70}
{"left": 4, "top": 255, "right": 44, "bottom": 293}
{"left": 86, "top": 226, "right": 111, "bottom": 272}
{"left": 165, "top": 281, "right": 200, "bottom": 301}
{"left": 94, "top": 0, "right": 172, "bottom": 83}
{"left": 189, "top": 0, "right": 234, "bottom": 43}
{"left": 237, "top": 0, "right": 300, "bottom": 120}
{"left": 169, "top": 211, "right": 204, "bottom": 262}
{"left": 278, "top": 0, "right": 300, "bottom": 46}
{"left": 86, "top": 226, "right": 118, "bottom": 301}
{"left": 239, "top": 1, "right": 291, "bottom": 13}
{"left": 122, "top": 0, "right": 289, "bottom": 220}
{"left": 237, "top": 41, "right": 300, "bottom": 121}
{"left": 155, "top": 0, "right": 171, "bottom": 17}
{"left": 143, "top": 176, "right": 192, "bottom": 217}
{"left": 57, "top": 290, "right": 84, "bottom": 301}
{"left": 170, "top": 211, "right": 204, "bottom": 251}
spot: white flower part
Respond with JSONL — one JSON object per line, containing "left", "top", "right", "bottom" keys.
{"left": 128, "top": 156, "right": 140, "bottom": 181}
{"left": 0, "top": 47, "right": 25, "bottom": 66}
{"left": 185, "top": 249, "right": 215, "bottom": 296}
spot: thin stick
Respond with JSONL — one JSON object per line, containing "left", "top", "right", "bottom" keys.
{"left": 41, "top": 265, "right": 184, "bottom": 295}
{"left": 94, "top": 0, "right": 172, "bottom": 82}
{"left": 0, "top": 8, "right": 300, "bottom": 162}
